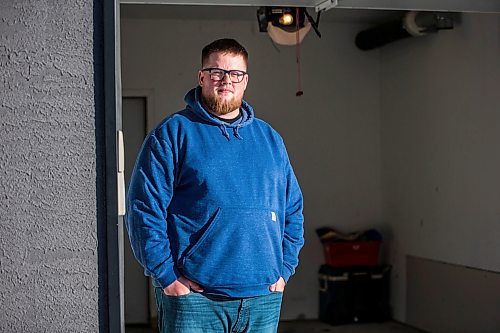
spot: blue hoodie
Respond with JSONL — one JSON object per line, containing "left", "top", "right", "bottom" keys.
{"left": 126, "top": 87, "right": 304, "bottom": 298}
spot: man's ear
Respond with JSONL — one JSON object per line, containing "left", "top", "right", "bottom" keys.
{"left": 198, "top": 71, "right": 204, "bottom": 86}
{"left": 242, "top": 73, "right": 249, "bottom": 90}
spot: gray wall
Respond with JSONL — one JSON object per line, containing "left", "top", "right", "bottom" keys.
{"left": 407, "top": 256, "right": 500, "bottom": 332}
{"left": 381, "top": 13, "right": 500, "bottom": 324}
{"left": 121, "top": 5, "right": 383, "bottom": 320}
{"left": 0, "top": 1, "right": 100, "bottom": 331}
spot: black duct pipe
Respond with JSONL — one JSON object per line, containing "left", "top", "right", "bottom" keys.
{"left": 355, "top": 12, "right": 454, "bottom": 51}
{"left": 355, "top": 21, "right": 411, "bottom": 51}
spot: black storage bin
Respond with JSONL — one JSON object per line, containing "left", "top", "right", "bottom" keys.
{"left": 318, "top": 265, "right": 391, "bottom": 325}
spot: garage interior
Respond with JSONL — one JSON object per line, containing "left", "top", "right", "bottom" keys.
{"left": 119, "top": 2, "right": 500, "bottom": 332}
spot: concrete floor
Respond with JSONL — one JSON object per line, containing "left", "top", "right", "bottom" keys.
{"left": 126, "top": 320, "right": 427, "bottom": 333}
{"left": 278, "top": 320, "right": 426, "bottom": 333}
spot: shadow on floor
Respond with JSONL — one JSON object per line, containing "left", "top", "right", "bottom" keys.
{"left": 126, "top": 320, "right": 427, "bottom": 333}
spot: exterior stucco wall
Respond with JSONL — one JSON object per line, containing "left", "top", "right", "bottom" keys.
{"left": 0, "top": 1, "right": 100, "bottom": 331}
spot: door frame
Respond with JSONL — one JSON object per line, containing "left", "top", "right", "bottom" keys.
{"left": 122, "top": 89, "right": 156, "bottom": 133}
{"left": 103, "top": 0, "right": 124, "bottom": 332}
{"left": 121, "top": 91, "right": 156, "bottom": 326}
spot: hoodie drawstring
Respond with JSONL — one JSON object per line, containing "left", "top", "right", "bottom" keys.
{"left": 219, "top": 124, "right": 243, "bottom": 140}
{"left": 233, "top": 126, "right": 243, "bottom": 140}
{"left": 219, "top": 125, "right": 230, "bottom": 140}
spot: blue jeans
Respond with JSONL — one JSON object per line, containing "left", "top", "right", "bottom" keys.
{"left": 154, "top": 288, "right": 283, "bottom": 333}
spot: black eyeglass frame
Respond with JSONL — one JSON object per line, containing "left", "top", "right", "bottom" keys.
{"left": 201, "top": 67, "right": 248, "bottom": 83}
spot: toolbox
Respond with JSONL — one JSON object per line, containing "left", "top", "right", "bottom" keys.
{"left": 318, "top": 265, "right": 391, "bottom": 325}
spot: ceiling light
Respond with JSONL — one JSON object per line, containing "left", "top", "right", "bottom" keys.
{"left": 279, "top": 13, "right": 294, "bottom": 26}
{"left": 257, "top": 7, "right": 322, "bottom": 46}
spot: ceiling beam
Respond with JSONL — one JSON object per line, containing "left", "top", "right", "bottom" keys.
{"left": 120, "top": 0, "right": 318, "bottom": 6}
{"left": 120, "top": 0, "right": 500, "bottom": 13}
{"left": 330, "top": 0, "right": 500, "bottom": 13}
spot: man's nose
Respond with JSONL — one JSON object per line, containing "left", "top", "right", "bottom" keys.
{"left": 221, "top": 73, "right": 232, "bottom": 84}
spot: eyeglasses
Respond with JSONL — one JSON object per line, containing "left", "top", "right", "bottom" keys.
{"left": 201, "top": 67, "right": 247, "bottom": 83}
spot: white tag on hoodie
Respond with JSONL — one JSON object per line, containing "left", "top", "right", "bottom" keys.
{"left": 271, "top": 211, "right": 277, "bottom": 222}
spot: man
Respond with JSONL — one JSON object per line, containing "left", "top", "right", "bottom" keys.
{"left": 126, "top": 38, "right": 304, "bottom": 333}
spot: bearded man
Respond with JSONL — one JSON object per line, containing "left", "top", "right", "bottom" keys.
{"left": 126, "top": 38, "right": 304, "bottom": 333}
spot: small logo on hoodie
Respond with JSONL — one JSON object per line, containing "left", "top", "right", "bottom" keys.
{"left": 271, "top": 211, "right": 277, "bottom": 222}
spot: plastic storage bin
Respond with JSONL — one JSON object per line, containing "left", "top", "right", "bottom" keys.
{"left": 322, "top": 240, "right": 381, "bottom": 267}
{"left": 318, "top": 264, "right": 391, "bottom": 325}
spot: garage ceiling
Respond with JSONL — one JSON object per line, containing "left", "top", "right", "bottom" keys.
{"left": 121, "top": 4, "right": 407, "bottom": 24}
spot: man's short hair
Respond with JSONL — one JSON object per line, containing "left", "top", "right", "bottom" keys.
{"left": 202, "top": 38, "right": 248, "bottom": 67}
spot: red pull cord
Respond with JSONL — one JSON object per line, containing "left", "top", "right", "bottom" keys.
{"left": 295, "top": 7, "right": 304, "bottom": 97}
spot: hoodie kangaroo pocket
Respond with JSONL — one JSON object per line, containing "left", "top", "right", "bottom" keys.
{"left": 181, "top": 207, "right": 283, "bottom": 288}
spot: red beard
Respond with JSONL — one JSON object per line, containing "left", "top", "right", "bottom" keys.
{"left": 201, "top": 92, "right": 242, "bottom": 116}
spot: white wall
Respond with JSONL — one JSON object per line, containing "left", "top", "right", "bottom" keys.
{"left": 121, "top": 6, "right": 382, "bottom": 319}
{"left": 380, "top": 13, "right": 500, "bottom": 321}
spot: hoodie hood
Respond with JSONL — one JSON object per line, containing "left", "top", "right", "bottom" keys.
{"left": 184, "top": 87, "right": 254, "bottom": 140}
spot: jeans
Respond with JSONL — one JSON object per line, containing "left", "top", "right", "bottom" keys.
{"left": 154, "top": 288, "right": 283, "bottom": 333}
